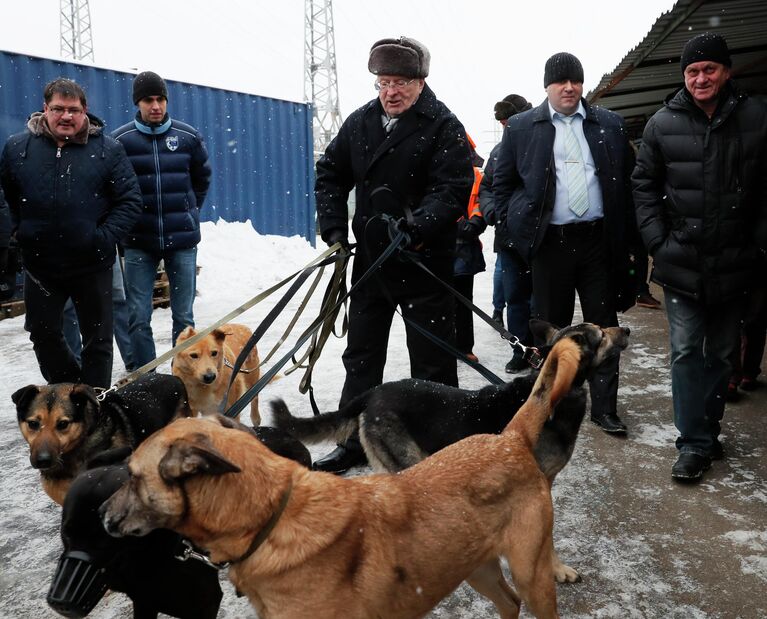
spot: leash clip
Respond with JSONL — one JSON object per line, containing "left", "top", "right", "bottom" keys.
{"left": 175, "top": 538, "right": 229, "bottom": 571}
{"left": 522, "top": 346, "right": 544, "bottom": 369}
{"left": 93, "top": 385, "right": 118, "bottom": 403}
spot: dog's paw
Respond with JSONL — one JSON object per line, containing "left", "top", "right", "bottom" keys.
{"left": 553, "top": 562, "right": 581, "bottom": 583}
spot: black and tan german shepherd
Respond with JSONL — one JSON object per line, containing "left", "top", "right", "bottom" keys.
{"left": 271, "top": 319, "right": 630, "bottom": 583}
{"left": 13, "top": 373, "right": 191, "bottom": 505}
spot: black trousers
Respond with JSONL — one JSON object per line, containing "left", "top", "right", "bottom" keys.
{"left": 24, "top": 269, "right": 114, "bottom": 388}
{"left": 531, "top": 221, "right": 620, "bottom": 418}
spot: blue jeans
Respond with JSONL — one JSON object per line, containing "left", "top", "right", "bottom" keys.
{"left": 665, "top": 290, "right": 742, "bottom": 455}
{"left": 497, "top": 249, "right": 532, "bottom": 345}
{"left": 124, "top": 247, "right": 197, "bottom": 367}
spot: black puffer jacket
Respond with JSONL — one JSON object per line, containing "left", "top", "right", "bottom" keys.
{"left": 112, "top": 113, "right": 211, "bottom": 254}
{"left": 0, "top": 184, "right": 9, "bottom": 249}
{"left": 632, "top": 83, "right": 767, "bottom": 302}
{"left": 315, "top": 84, "right": 473, "bottom": 282}
{"left": 0, "top": 113, "right": 142, "bottom": 278}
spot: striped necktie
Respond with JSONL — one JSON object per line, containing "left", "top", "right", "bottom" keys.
{"left": 561, "top": 116, "right": 589, "bottom": 217}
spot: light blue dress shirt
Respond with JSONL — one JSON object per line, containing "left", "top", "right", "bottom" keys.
{"left": 548, "top": 101, "right": 604, "bottom": 225}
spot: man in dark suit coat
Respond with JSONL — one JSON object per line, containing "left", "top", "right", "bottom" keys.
{"left": 493, "top": 52, "right": 636, "bottom": 435}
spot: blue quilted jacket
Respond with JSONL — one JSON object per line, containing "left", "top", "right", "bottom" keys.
{"left": 112, "top": 113, "right": 211, "bottom": 254}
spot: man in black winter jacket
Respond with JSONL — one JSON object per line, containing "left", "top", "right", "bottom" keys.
{"left": 493, "top": 52, "right": 636, "bottom": 437}
{"left": 632, "top": 33, "right": 767, "bottom": 482}
{"left": 112, "top": 71, "right": 211, "bottom": 368}
{"left": 313, "top": 36, "right": 474, "bottom": 473}
{"left": 0, "top": 78, "right": 142, "bottom": 388}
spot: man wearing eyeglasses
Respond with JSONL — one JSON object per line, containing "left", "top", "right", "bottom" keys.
{"left": 313, "top": 36, "right": 474, "bottom": 473}
{"left": 0, "top": 78, "right": 142, "bottom": 389}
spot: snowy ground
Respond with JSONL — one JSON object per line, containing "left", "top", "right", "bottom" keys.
{"left": 0, "top": 221, "right": 765, "bottom": 618}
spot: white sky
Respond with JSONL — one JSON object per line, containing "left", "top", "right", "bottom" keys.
{"left": 0, "top": 0, "right": 677, "bottom": 157}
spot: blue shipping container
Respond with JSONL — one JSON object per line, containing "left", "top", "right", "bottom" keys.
{"left": 0, "top": 50, "right": 316, "bottom": 244}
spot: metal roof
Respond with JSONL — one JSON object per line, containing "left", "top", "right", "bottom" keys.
{"left": 587, "top": 0, "right": 767, "bottom": 139}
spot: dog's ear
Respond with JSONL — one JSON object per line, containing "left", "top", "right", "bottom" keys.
{"left": 529, "top": 319, "right": 560, "bottom": 344}
{"left": 11, "top": 385, "right": 40, "bottom": 417}
{"left": 70, "top": 384, "right": 101, "bottom": 428}
{"left": 159, "top": 433, "right": 241, "bottom": 482}
{"left": 178, "top": 326, "right": 196, "bottom": 341}
{"left": 211, "top": 328, "right": 228, "bottom": 342}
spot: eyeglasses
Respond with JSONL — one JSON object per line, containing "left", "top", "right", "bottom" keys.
{"left": 47, "top": 106, "right": 84, "bottom": 117}
{"left": 374, "top": 79, "right": 416, "bottom": 92}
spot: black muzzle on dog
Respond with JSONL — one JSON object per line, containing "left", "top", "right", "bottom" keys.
{"left": 47, "top": 550, "right": 108, "bottom": 618}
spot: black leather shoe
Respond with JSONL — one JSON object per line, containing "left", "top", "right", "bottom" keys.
{"left": 590, "top": 412, "right": 627, "bottom": 435}
{"left": 312, "top": 445, "right": 367, "bottom": 474}
{"left": 505, "top": 356, "right": 528, "bottom": 373}
{"left": 671, "top": 452, "right": 711, "bottom": 482}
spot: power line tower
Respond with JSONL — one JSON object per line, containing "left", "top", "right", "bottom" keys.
{"left": 304, "top": 0, "right": 342, "bottom": 159}
{"left": 60, "top": 0, "right": 95, "bottom": 62}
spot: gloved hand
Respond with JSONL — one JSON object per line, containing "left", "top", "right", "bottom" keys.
{"left": 456, "top": 218, "right": 482, "bottom": 241}
{"left": 0, "top": 248, "right": 7, "bottom": 273}
{"left": 393, "top": 217, "right": 420, "bottom": 249}
{"left": 325, "top": 228, "right": 349, "bottom": 250}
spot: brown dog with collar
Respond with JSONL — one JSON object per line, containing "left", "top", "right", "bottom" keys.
{"left": 100, "top": 339, "right": 585, "bottom": 619}
{"left": 172, "top": 323, "right": 261, "bottom": 426}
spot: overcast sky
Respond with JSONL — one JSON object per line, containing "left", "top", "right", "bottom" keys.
{"left": 0, "top": 0, "right": 678, "bottom": 156}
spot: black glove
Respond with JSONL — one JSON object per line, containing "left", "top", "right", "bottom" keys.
{"left": 392, "top": 217, "right": 420, "bottom": 249}
{"left": 325, "top": 228, "right": 349, "bottom": 250}
{"left": 456, "top": 218, "right": 482, "bottom": 241}
{"left": 0, "top": 248, "right": 7, "bottom": 273}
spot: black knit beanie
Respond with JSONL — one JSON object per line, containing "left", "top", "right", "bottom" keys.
{"left": 543, "top": 52, "right": 584, "bottom": 87}
{"left": 132, "top": 71, "right": 168, "bottom": 105}
{"left": 368, "top": 37, "right": 430, "bottom": 78}
{"left": 680, "top": 33, "right": 731, "bottom": 73}
{"left": 494, "top": 94, "right": 532, "bottom": 120}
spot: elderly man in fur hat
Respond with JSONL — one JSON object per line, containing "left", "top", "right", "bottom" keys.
{"left": 313, "top": 36, "right": 474, "bottom": 473}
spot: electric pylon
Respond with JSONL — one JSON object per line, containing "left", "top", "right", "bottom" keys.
{"left": 60, "top": 0, "right": 95, "bottom": 62}
{"left": 304, "top": 0, "right": 343, "bottom": 159}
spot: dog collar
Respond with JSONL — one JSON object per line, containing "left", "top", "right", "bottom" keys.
{"left": 176, "top": 481, "right": 293, "bottom": 571}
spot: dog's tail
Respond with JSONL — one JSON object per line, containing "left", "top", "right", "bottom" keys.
{"left": 504, "top": 338, "right": 582, "bottom": 446}
{"left": 269, "top": 394, "right": 368, "bottom": 444}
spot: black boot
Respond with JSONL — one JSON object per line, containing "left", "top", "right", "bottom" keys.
{"left": 671, "top": 452, "right": 711, "bottom": 482}
{"left": 590, "top": 411, "right": 627, "bottom": 435}
{"left": 313, "top": 444, "right": 367, "bottom": 474}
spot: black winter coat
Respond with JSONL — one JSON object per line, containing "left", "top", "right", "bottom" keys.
{"left": 632, "top": 83, "right": 767, "bottom": 302}
{"left": 0, "top": 113, "right": 142, "bottom": 278}
{"left": 315, "top": 85, "right": 473, "bottom": 282}
{"left": 492, "top": 99, "right": 636, "bottom": 310}
{"left": 478, "top": 141, "right": 514, "bottom": 253}
{"left": 112, "top": 114, "right": 211, "bottom": 254}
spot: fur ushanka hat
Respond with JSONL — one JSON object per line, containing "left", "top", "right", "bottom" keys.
{"left": 368, "top": 37, "right": 430, "bottom": 78}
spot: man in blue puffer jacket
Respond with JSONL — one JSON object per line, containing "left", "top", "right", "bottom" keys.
{"left": 0, "top": 78, "right": 142, "bottom": 388}
{"left": 113, "top": 71, "right": 211, "bottom": 367}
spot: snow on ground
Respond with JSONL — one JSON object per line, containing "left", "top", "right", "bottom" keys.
{"left": 1, "top": 220, "right": 765, "bottom": 618}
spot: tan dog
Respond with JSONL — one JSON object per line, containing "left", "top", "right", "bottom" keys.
{"left": 101, "top": 340, "right": 585, "bottom": 619}
{"left": 172, "top": 324, "right": 261, "bottom": 426}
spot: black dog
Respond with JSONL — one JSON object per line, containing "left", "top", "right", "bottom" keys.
{"left": 271, "top": 319, "right": 630, "bottom": 583}
{"left": 47, "top": 424, "right": 311, "bottom": 618}
{"left": 14, "top": 372, "right": 192, "bottom": 505}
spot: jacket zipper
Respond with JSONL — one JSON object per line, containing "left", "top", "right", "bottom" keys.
{"left": 152, "top": 138, "right": 164, "bottom": 251}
